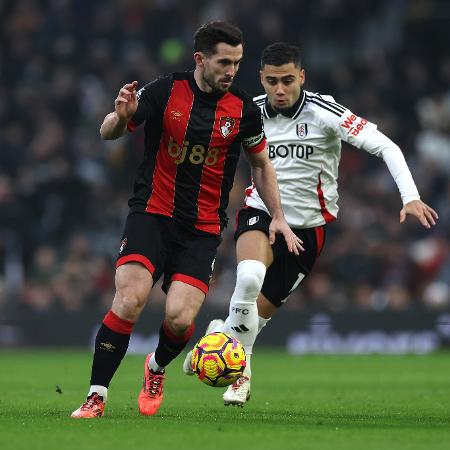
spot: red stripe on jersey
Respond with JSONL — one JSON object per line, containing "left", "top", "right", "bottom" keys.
{"left": 314, "top": 226, "right": 325, "bottom": 255}
{"left": 146, "top": 80, "right": 194, "bottom": 216}
{"left": 195, "top": 92, "right": 243, "bottom": 234}
{"left": 244, "top": 181, "right": 256, "bottom": 204}
{"left": 316, "top": 173, "right": 336, "bottom": 223}
{"left": 245, "top": 181, "right": 255, "bottom": 198}
{"left": 127, "top": 119, "right": 137, "bottom": 132}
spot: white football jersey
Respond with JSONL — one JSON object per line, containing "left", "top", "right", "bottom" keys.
{"left": 245, "top": 90, "right": 420, "bottom": 228}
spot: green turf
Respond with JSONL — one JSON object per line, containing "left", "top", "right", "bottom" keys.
{"left": 1, "top": 350, "right": 450, "bottom": 450}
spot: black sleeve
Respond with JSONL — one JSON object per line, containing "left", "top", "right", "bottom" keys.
{"left": 127, "top": 74, "right": 173, "bottom": 131}
{"left": 240, "top": 100, "right": 266, "bottom": 152}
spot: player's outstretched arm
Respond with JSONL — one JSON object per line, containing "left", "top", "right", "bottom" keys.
{"left": 246, "top": 150, "right": 304, "bottom": 254}
{"left": 100, "top": 81, "right": 139, "bottom": 140}
{"left": 400, "top": 200, "right": 438, "bottom": 229}
{"left": 344, "top": 123, "right": 439, "bottom": 230}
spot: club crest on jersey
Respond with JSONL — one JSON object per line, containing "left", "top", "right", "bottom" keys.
{"left": 248, "top": 216, "right": 259, "bottom": 226}
{"left": 219, "top": 117, "right": 235, "bottom": 138}
{"left": 296, "top": 123, "right": 308, "bottom": 138}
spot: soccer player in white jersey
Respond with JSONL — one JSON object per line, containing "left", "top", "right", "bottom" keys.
{"left": 183, "top": 42, "right": 438, "bottom": 406}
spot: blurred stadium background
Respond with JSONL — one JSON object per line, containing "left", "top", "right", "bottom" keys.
{"left": 1, "top": 0, "right": 449, "bottom": 352}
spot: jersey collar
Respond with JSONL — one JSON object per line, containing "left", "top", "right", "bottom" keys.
{"left": 264, "top": 89, "right": 306, "bottom": 119}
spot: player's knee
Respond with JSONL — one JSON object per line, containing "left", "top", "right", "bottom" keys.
{"left": 236, "top": 260, "right": 266, "bottom": 297}
{"left": 113, "top": 288, "right": 147, "bottom": 316}
{"left": 238, "top": 271, "right": 264, "bottom": 291}
{"left": 165, "top": 314, "right": 192, "bottom": 335}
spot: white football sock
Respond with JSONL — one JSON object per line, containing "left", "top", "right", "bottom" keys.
{"left": 243, "top": 354, "right": 252, "bottom": 377}
{"left": 223, "top": 259, "right": 266, "bottom": 358}
{"left": 88, "top": 385, "right": 108, "bottom": 401}
{"left": 207, "top": 319, "right": 225, "bottom": 334}
{"left": 241, "top": 316, "right": 271, "bottom": 378}
{"left": 148, "top": 353, "right": 165, "bottom": 373}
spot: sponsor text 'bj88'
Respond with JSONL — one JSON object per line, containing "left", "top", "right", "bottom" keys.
{"left": 168, "top": 136, "right": 222, "bottom": 166}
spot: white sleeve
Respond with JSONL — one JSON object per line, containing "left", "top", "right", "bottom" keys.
{"left": 316, "top": 97, "right": 421, "bottom": 205}
{"left": 359, "top": 128, "right": 420, "bottom": 205}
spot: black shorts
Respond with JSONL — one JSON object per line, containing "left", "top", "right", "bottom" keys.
{"left": 235, "top": 207, "right": 326, "bottom": 307}
{"left": 116, "top": 212, "right": 221, "bottom": 294}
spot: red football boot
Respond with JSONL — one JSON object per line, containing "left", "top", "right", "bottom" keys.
{"left": 138, "top": 353, "right": 165, "bottom": 416}
{"left": 71, "top": 393, "right": 105, "bottom": 418}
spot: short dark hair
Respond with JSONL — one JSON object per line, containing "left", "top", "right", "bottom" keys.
{"left": 194, "top": 21, "right": 243, "bottom": 55}
{"left": 261, "top": 42, "right": 302, "bottom": 69}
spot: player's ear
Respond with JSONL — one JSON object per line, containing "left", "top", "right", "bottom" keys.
{"left": 194, "top": 52, "right": 205, "bottom": 67}
{"left": 259, "top": 70, "right": 264, "bottom": 85}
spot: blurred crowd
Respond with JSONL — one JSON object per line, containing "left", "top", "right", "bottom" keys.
{"left": 0, "top": 0, "right": 449, "bottom": 315}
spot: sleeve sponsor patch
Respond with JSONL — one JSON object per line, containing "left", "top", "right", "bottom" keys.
{"left": 340, "top": 114, "right": 368, "bottom": 137}
{"left": 242, "top": 132, "right": 265, "bottom": 148}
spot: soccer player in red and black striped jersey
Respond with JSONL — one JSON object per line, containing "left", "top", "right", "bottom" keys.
{"left": 71, "top": 22, "right": 302, "bottom": 419}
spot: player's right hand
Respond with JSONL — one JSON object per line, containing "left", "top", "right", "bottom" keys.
{"left": 114, "top": 81, "right": 138, "bottom": 120}
{"left": 269, "top": 217, "right": 304, "bottom": 255}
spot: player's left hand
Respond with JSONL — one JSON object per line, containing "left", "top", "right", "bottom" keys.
{"left": 269, "top": 217, "right": 304, "bottom": 255}
{"left": 400, "top": 200, "right": 439, "bottom": 229}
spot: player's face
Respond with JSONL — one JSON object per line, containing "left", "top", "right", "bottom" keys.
{"left": 260, "top": 63, "right": 305, "bottom": 111}
{"left": 195, "top": 43, "right": 243, "bottom": 94}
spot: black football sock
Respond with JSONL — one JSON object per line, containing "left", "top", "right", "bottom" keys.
{"left": 154, "top": 320, "right": 195, "bottom": 368}
{"left": 89, "top": 310, "right": 134, "bottom": 388}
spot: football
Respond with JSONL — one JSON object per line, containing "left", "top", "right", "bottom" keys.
{"left": 191, "top": 332, "right": 246, "bottom": 387}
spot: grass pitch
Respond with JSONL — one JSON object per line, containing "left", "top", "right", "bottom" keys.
{"left": 0, "top": 350, "right": 449, "bottom": 450}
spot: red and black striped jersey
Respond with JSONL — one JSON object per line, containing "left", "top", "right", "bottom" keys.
{"left": 127, "top": 71, "right": 266, "bottom": 235}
